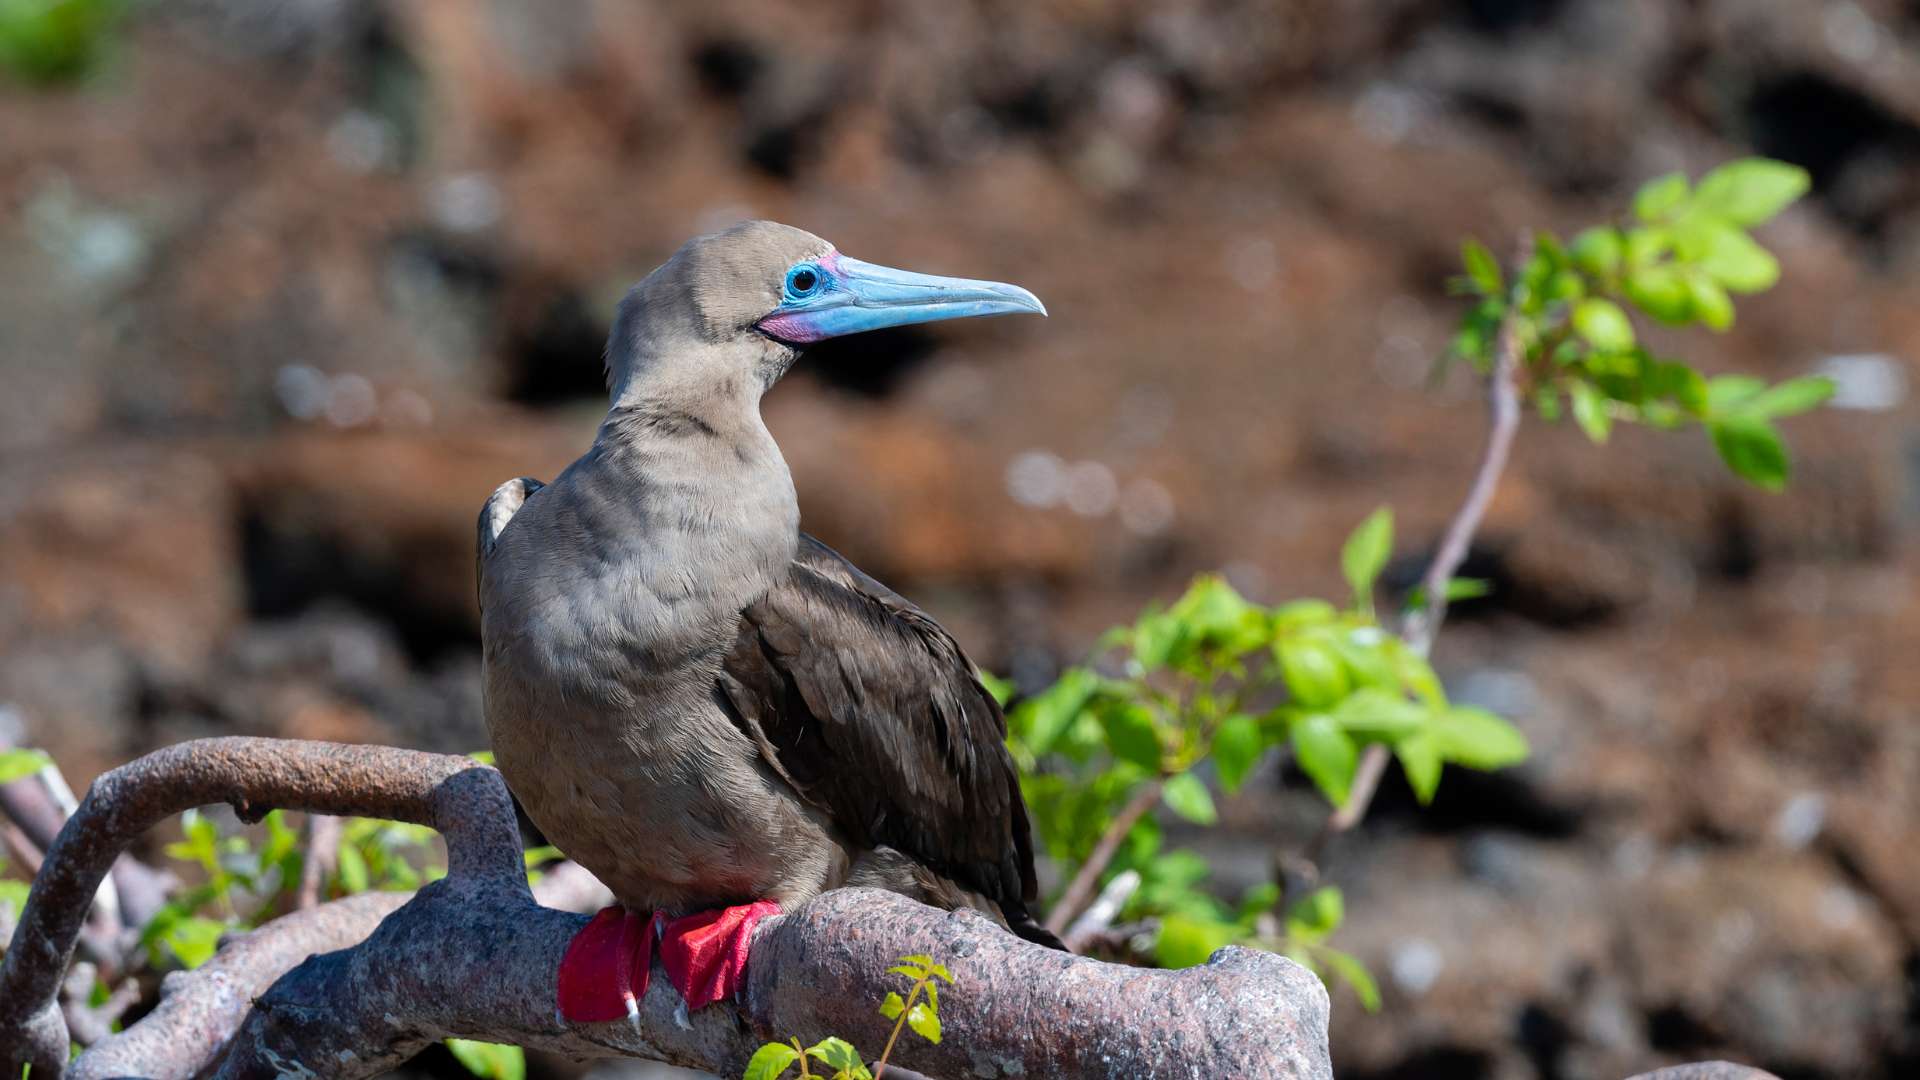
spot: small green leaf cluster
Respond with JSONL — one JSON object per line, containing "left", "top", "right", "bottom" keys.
{"left": 1451, "top": 158, "right": 1832, "bottom": 489}
{"left": 443, "top": 1039, "right": 525, "bottom": 1080}
{"left": 0, "top": 0, "right": 124, "bottom": 85}
{"left": 744, "top": 954, "right": 952, "bottom": 1080}
{"left": 1006, "top": 509, "right": 1526, "bottom": 1006}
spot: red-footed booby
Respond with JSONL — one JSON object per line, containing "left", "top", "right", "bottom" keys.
{"left": 477, "top": 221, "right": 1059, "bottom": 1024}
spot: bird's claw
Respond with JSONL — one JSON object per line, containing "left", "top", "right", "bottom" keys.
{"left": 659, "top": 899, "right": 782, "bottom": 1010}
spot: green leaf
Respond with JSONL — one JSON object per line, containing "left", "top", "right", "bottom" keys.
{"left": 1340, "top": 507, "right": 1394, "bottom": 611}
{"left": 0, "top": 748, "right": 49, "bottom": 786}
{"left": 1290, "top": 713, "right": 1359, "bottom": 806}
{"left": 336, "top": 842, "right": 370, "bottom": 895}
{"left": 1211, "top": 714, "right": 1264, "bottom": 794}
{"left": 1276, "top": 637, "right": 1351, "bottom": 709}
{"left": 159, "top": 915, "right": 226, "bottom": 969}
{"left": 1692, "top": 159, "right": 1810, "bottom": 227}
{"left": 1461, "top": 239, "right": 1503, "bottom": 295}
{"left": 0, "top": 879, "right": 29, "bottom": 924}
{"left": 1686, "top": 273, "right": 1733, "bottom": 331}
{"left": 1402, "top": 578, "right": 1492, "bottom": 613}
{"left": 1318, "top": 948, "right": 1382, "bottom": 1012}
{"left": 905, "top": 1000, "right": 942, "bottom": 1044}
{"left": 977, "top": 670, "right": 1016, "bottom": 706}
{"left": 1156, "top": 912, "right": 1238, "bottom": 969}
{"left": 1431, "top": 706, "right": 1529, "bottom": 769}
{"left": 879, "top": 990, "right": 906, "bottom": 1020}
{"left": 1161, "top": 773, "right": 1218, "bottom": 825}
{"left": 1623, "top": 264, "right": 1693, "bottom": 324}
{"left": 1706, "top": 374, "right": 1768, "bottom": 415}
{"left": 1012, "top": 667, "right": 1100, "bottom": 757}
{"left": 1708, "top": 416, "right": 1790, "bottom": 491}
{"left": 1571, "top": 298, "right": 1635, "bottom": 353}
{"left": 1289, "top": 886, "right": 1345, "bottom": 937}
{"left": 444, "top": 1041, "right": 525, "bottom": 1080}
{"left": 805, "top": 1037, "right": 867, "bottom": 1074}
{"left": 466, "top": 749, "right": 495, "bottom": 766}
{"left": 1693, "top": 224, "right": 1780, "bottom": 293}
{"left": 1569, "top": 227, "right": 1622, "bottom": 280}
{"left": 1569, "top": 379, "right": 1612, "bottom": 444}
{"left": 1327, "top": 687, "right": 1428, "bottom": 740}
{"left": 1395, "top": 733, "right": 1443, "bottom": 804}
{"left": 1633, "top": 172, "right": 1689, "bottom": 222}
{"left": 1101, "top": 703, "right": 1164, "bottom": 772}
{"left": 1745, "top": 376, "right": 1835, "bottom": 419}
{"left": 743, "top": 1042, "right": 800, "bottom": 1080}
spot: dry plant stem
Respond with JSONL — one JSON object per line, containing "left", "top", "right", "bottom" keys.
{"left": 1043, "top": 777, "right": 1166, "bottom": 935}
{"left": 296, "top": 813, "right": 342, "bottom": 910}
{"left": 1064, "top": 869, "right": 1142, "bottom": 952}
{"left": 1307, "top": 311, "right": 1524, "bottom": 864}
{"left": 6, "top": 737, "right": 1333, "bottom": 1079}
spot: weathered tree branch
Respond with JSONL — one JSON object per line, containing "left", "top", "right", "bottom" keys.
{"left": 2, "top": 737, "right": 1334, "bottom": 1079}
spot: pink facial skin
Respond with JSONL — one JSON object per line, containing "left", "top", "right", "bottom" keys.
{"left": 756, "top": 249, "right": 841, "bottom": 343}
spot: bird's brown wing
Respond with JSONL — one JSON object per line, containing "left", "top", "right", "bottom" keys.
{"left": 717, "top": 534, "right": 1060, "bottom": 948}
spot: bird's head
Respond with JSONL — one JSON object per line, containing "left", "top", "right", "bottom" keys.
{"left": 606, "top": 221, "right": 1045, "bottom": 404}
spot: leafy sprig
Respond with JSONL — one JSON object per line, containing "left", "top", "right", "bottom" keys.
{"left": 1451, "top": 158, "right": 1831, "bottom": 489}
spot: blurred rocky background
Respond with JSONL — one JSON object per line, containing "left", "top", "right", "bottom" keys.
{"left": 3, "top": 1, "right": 1919, "bottom": 1077}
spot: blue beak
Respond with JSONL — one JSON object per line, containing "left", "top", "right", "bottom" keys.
{"left": 757, "top": 253, "right": 1046, "bottom": 344}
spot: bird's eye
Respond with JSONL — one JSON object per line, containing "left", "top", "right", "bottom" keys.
{"left": 787, "top": 266, "right": 820, "bottom": 296}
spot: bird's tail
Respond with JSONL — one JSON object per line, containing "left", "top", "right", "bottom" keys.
{"left": 1005, "top": 904, "right": 1069, "bottom": 952}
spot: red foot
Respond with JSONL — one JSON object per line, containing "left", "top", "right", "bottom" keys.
{"left": 557, "top": 905, "right": 655, "bottom": 1023}
{"left": 659, "top": 900, "right": 782, "bottom": 1010}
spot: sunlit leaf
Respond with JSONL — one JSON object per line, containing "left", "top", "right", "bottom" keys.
{"left": 1569, "top": 227, "right": 1622, "bottom": 280}
{"left": 1708, "top": 416, "right": 1789, "bottom": 491}
{"left": 905, "top": 1000, "right": 942, "bottom": 1044}
{"left": 1161, "top": 773, "right": 1218, "bottom": 825}
{"left": 0, "top": 748, "right": 49, "bottom": 786}
{"left": 1318, "top": 948, "right": 1382, "bottom": 1012}
{"left": 1290, "top": 713, "right": 1359, "bottom": 806}
{"left": 1156, "top": 912, "right": 1238, "bottom": 969}
{"left": 1744, "top": 376, "right": 1834, "bottom": 419}
{"left": 1277, "top": 637, "right": 1351, "bottom": 709}
{"left": 1693, "top": 224, "right": 1780, "bottom": 293}
{"left": 1572, "top": 298, "right": 1635, "bottom": 353}
{"left": 1211, "top": 714, "right": 1264, "bottom": 794}
{"left": 1461, "top": 239, "right": 1503, "bottom": 295}
{"left": 1692, "top": 158, "right": 1810, "bottom": 227}
{"left": 1569, "top": 379, "right": 1612, "bottom": 444}
{"left": 1288, "top": 886, "right": 1345, "bottom": 937}
{"left": 1633, "top": 172, "right": 1689, "bottom": 222}
{"left": 1431, "top": 706, "right": 1529, "bottom": 769}
{"left": 1395, "top": 732, "right": 1443, "bottom": 804}
{"left": 804, "top": 1037, "right": 867, "bottom": 1074}
{"left": 743, "top": 1042, "right": 800, "bottom": 1080}
{"left": 1340, "top": 507, "right": 1394, "bottom": 611}
{"left": 444, "top": 1040, "right": 525, "bottom": 1080}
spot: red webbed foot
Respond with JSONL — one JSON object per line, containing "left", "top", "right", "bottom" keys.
{"left": 659, "top": 900, "right": 782, "bottom": 1010}
{"left": 557, "top": 905, "right": 655, "bottom": 1023}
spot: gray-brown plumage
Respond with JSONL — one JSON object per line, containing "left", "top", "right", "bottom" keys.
{"left": 477, "top": 221, "right": 1059, "bottom": 949}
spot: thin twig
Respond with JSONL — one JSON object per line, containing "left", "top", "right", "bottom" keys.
{"left": 1304, "top": 311, "right": 1524, "bottom": 864}
{"left": 1043, "top": 779, "right": 1165, "bottom": 936}
{"left": 296, "top": 814, "right": 342, "bottom": 910}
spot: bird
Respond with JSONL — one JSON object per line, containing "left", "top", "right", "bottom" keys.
{"left": 475, "top": 220, "right": 1061, "bottom": 1024}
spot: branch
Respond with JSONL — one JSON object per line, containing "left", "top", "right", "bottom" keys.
{"left": 1042, "top": 777, "right": 1164, "bottom": 935}
{"left": 1307, "top": 310, "right": 1524, "bottom": 862}
{"left": 4, "top": 738, "right": 1333, "bottom": 1080}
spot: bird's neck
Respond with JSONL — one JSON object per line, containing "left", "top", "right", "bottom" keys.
{"left": 587, "top": 386, "right": 799, "bottom": 621}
